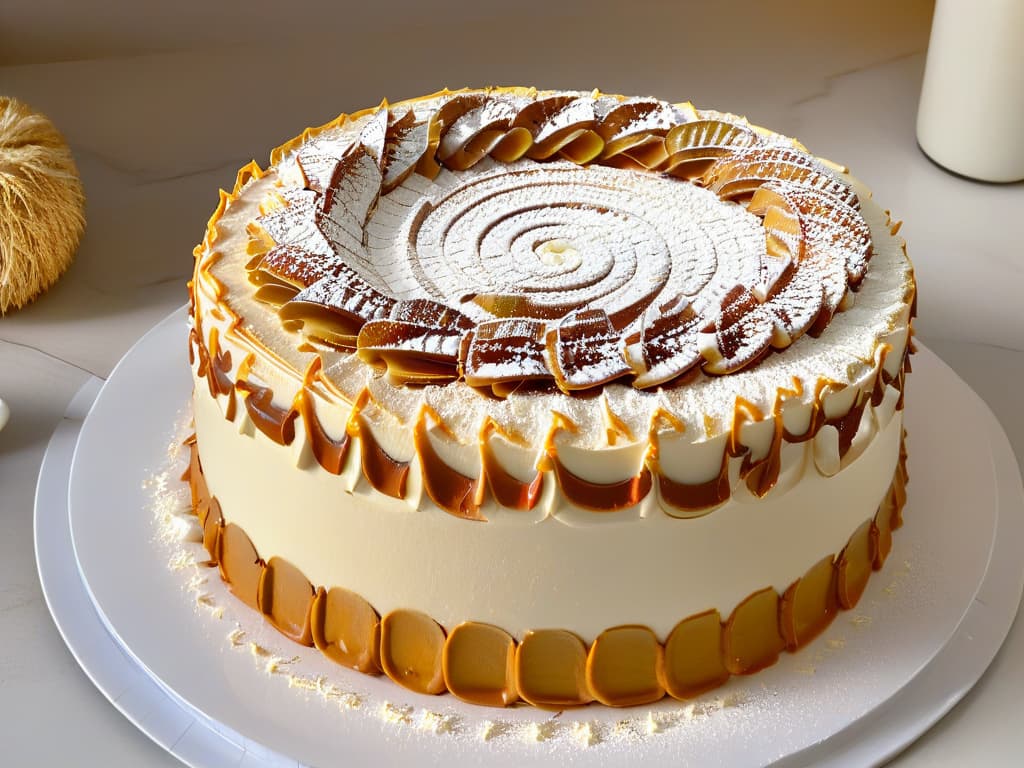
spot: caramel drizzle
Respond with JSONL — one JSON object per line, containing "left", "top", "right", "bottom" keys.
{"left": 656, "top": 463, "right": 731, "bottom": 512}
{"left": 543, "top": 412, "right": 653, "bottom": 512}
{"left": 551, "top": 460, "right": 654, "bottom": 513}
{"left": 828, "top": 395, "right": 870, "bottom": 459}
{"left": 298, "top": 386, "right": 349, "bottom": 475}
{"left": 189, "top": 326, "right": 236, "bottom": 422}
{"left": 478, "top": 418, "right": 544, "bottom": 512}
{"left": 231, "top": 378, "right": 297, "bottom": 446}
{"left": 649, "top": 408, "right": 728, "bottom": 512}
{"left": 783, "top": 378, "right": 839, "bottom": 443}
{"left": 347, "top": 389, "right": 410, "bottom": 499}
{"left": 413, "top": 406, "right": 484, "bottom": 521}
{"left": 727, "top": 397, "right": 784, "bottom": 499}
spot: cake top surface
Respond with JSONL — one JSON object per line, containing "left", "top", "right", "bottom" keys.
{"left": 192, "top": 87, "right": 915, "bottom": 455}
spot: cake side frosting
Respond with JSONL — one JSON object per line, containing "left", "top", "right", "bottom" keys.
{"left": 191, "top": 369, "right": 904, "bottom": 639}
{"left": 182, "top": 416, "right": 910, "bottom": 707}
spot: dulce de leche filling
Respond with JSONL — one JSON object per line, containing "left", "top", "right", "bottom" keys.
{"left": 182, "top": 433, "right": 909, "bottom": 708}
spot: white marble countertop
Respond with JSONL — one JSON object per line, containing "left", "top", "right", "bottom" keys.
{"left": 2, "top": 1, "right": 1023, "bottom": 764}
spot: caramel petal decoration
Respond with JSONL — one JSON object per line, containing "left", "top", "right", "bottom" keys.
{"left": 596, "top": 98, "right": 685, "bottom": 158}
{"left": 298, "top": 388, "right": 349, "bottom": 475}
{"left": 316, "top": 146, "right": 384, "bottom": 284}
{"left": 513, "top": 94, "right": 579, "bottom": 135}
{"left": 698, "top": 286, "right": 774, "bottom": 375}
{"left": 295, "top": 151, "right": 343, "bottom": 197}
{"left": 837, "top": 519, "right": 875, "bottom": 609}
{"left": 354, "top": 411, "right": 410, "bottom": 500}
{"left": 619, "top": 137, "right": 669, "bottom": 170}
{"left": 550, "top": 455, "right": 653, "bottom": 512}
{"left": 249, "top": 243, "right": 345, "bottom": 294}
{"left": 489, "top": 126, "right": 533, "bottom": 163}
{"left": 548, "top": 308, "right": 632, "bottom": 392}
{"left": 525, "top": 95, "right": 598, "bottom": 159}
{"left": 279, "top": 271, "right": 397, "bottom": 350}
{"left": 439, "top": 98, "right": 523, "bottom": 171}
{"left": 462, "top": 318, "right": 553, "bottom": 390}
{"left": 551, "top": 129, "right": 606, "bottom": 165}
{"left": 750, "top": 181, "right": 865, "bottom": 341}
{"left": 416, "top": 111, "right": 443, "bottom": 180}
{"left": 184, "top": 434, "right": 224, "bottom": 556}
{"left": 762, "top": 182, "right": 872, "bottom": 291}
{"left": 413, "top": 407, "right": 484, "bottom": 520}
{"left": 202, "top": 497, "right": 222, "bottom": 560}
{"left": 654, "top": 444, "right": 731, "bottom": 513}
{"left": 381, "top": 109, "right": 431, "bottom": 193}
{"left": 434, "top": 92, "right": 491, "bottom": 133}
{"left": 875, "top": 454, "right": 908, "bottom": 570}
{"left": 627, "top": 294, "right": 703, "bottom": 388}
{"left": 664, "top": 119, "right": 761, "bottom": 179}
{"left": 467, "top": 291, "right": 574, "bottom": 321}
{"left": 356, "top": 299, "right": 473, "bottom": 385}
{"left": 216, "top": 522, "right": 264, "bottom": 612}
{"left": 236, "top": 379, "right": 298, "bottom": 446}
{"left": 705, "top": 147, "right": 859, "bottom": 208}
{"left": 252, "top": 188, "right": 333, "bottom": 258}
{"left": 480, "top": 419, "right": 544, "bottom": 511}
{"left": 357, "top": 104, "right": 389, "bottom": 169}
{"left": 357, "top": 321, "right": 464, "bottom": 385}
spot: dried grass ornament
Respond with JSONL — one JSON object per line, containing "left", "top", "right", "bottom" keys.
{"left": 0, "top": 97, "right": 85, "bottom": 314}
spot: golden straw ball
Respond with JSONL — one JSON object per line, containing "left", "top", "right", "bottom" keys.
{"left": 0, "top": 97, "right": 85, "bottom": 314}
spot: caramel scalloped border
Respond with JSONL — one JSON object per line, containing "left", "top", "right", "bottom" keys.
{"left": 182, "top": 431, "right": 909, "bottom": 709}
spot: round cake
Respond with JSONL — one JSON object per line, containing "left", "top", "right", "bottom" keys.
{"left": 185, "top": 87, "right": 915, "bottom": 708}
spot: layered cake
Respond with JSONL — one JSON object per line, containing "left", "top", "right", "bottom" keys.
{"left": 185, "top": 88, "right": 915, "bottom": 708}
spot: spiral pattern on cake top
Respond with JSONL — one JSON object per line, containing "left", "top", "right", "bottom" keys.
{"left": 245, "top": 89, "right": 872, "bottom": 395}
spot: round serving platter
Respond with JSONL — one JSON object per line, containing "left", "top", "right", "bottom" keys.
{"left": 36, "top": 307, "right": 1024, "bottom": 767}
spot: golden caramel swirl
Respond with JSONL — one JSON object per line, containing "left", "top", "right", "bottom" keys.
{"left": 245, "top": 90, "right": 873, "bottom": 394}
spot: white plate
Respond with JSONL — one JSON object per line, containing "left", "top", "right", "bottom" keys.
{"left": 34, "top": 376, "right": 271, "bottom": 767}
{"left": 39, "top": 307, "right": 1024, "bottom": 767}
